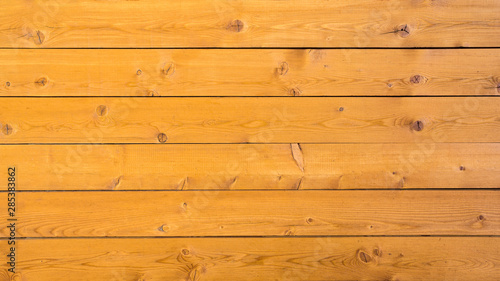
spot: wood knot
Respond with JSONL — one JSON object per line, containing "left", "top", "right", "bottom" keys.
{"left": 306, "top": 217, "right": 314, "bottom": 224}
{"left": 158, "top": 224, "right": 169, "bottom": 232}
{"left": 338, "top": 107, "right": 344, "bottom": 112}
{"left": 157, "top": 133, "right": 168, "bottom": 143}
{"left": 396, "top": 24, "right": 411, "bottom": 38}
{"left": 109, "top": 176, "right": 123, "bottom": 190}
{"left": 459, "top": 166, "right": 466, "bottom": 171}
{"left": 228, "top": 19, "right": 244, "bottom": 32}
{"left": 472, "top": 215, "right": 486, "bottom": 229}
{"left": 373, "top": 248, "right": 382, "bottom": 257}
{"left": 34, "top": 30, "right": 45, "bottom": 45}
{"left": 182, "top": 202, "right": 188, "bottom": 208}
{"left": 148, "top": 90, "right": 159, "bottom": 96}
{"left": 162, "top": 63, "right": 175, "bottom": 77}
{"left": 289, "top": 87, "right": 302, "bottom": 96}
{"left": 2, "top": 124, "right": 13, "bottom": 135}
{"left": 96, "top": 105, "right": 108, "bottom": 117}
{"left": 399, "top": 177, "right": 406, "bottom": 188}
{"left": 278, "top": 62, "right": 289, "bottom": 76}
{"left": 181, "top": 248, "right": 190, "bottom": 256}
{"left": 411, "top": 120, "right": 424, "bottom": 131}
{"left": 496, "top": 83, "right": 500, "bottom": 93}
{"left": 188, "top": 264, "right": 206, "bottom": 281}
{"left": 358, "top": 250, "right": 372, "bottom": 263}
{"left": 410, "top": 74, "right": 424, "bottom": 84}
{"left": 35, "top": 77, "right": 48, "bottom": 87}
{"left": 5, "top": 81, "right": 10, "bottom": 87}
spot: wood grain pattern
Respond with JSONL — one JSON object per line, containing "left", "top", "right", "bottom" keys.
{"left": 0, "top": 97, "right": 499, "bottom": 143}
{"left": 1, "top": 49, "right": 499, "bottom": 97}
{"left": 1, "top": 0, "right": 499, "bottom": 48}
{"left": 0, "top": 0, "right": 498, "bottom": 280}
{"left": 1, "top": 237, "right": 499, "bottom": 281}
{"left": 2, "top": 143, "right": 500, "bottom": 190}
{"left": 1, "top": 190, "right": 497, "bottom": 237}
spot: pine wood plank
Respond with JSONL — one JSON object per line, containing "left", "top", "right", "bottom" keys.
{"left": 1, "top": 49, "right": 499, "bottom": 97}
{"left": 0, "top": 97, "right": 499, "bottom": 143}
{"left": 1, "top": 190, "right": 497, "bottom": 237}
{"left": 1, "top": 0, "right": 499, "bottom": 48}
{"left": 2, "top": 143, "right": 500, "bottom": 190}
{"left": 1, "top": 237, "right": 499, "bottom": 280}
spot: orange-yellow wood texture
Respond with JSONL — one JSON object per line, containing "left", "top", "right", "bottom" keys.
{"left": 0, "top": 190, "right": 497, "bottom": 237}
{"left": 1, "top": 238, "right": 499, "bottom": 281}
{"left": 0, "top": 49, "right": 498, "bottom": 97}
{"left": 0, "top": 97, "right": 499, "bottom": 143}
{"left": 1, "top": 0, "right": 499, "bottom": 47}
{"left": 1, "top": 0, "right": 499, "bottom": 280}
{"left": 1, "top": 144, "right": 500, "bottom": 190}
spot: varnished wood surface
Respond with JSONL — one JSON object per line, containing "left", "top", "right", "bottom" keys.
{"left": 1, "top": 0, "right": 499, "bottom": 48}
{"left": 1, "top": 1, "right": 499, "bottom": 280}
{"left": 0, "top": 190, "right": 497, "bottom": 237}
{"left": 0, "top": 97, "right": 499, "bottom": 143}
{"left": 0, "top": 49, "right": 499, "bottom": 97}
{"left": 1, "top": 237, "right": 499, "bottom": 281}
{"left": 2, "top": 143, "right": 499, "bottom": 190}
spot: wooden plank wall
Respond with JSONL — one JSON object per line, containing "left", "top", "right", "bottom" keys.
{"left": 0, "top": 1, "right": 499, "bottom": 280}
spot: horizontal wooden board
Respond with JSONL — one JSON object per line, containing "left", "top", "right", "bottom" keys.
{"left": 1, "top": 237, "right": 499, "bottom": 280}
{"left": 2, "top": 143, "right": 500, "bottom": 190}
{"left": 1, "top": 190, "right": 497, "bottom": 237}
{"left": 2, "top": 0, "right": 499, "bottom": 48}
{"left": 0, "top": 97, "right": 499, "bottom": 143}
{"left": 1, "top": 49, "right": 499, "bottom": 97}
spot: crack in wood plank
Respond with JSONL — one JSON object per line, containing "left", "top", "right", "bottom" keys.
{"left": 290, "top": 143, "right": 305, "bottom": 172}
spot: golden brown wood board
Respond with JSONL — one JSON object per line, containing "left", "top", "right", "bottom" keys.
{"left": 0, "top": 49, "right": 499, "bottom": 96}
{"left": 2, "top": 144, "right": 500, "bottom": 190}
{"left": 0, "top": 97, "right": 499, "bottom": 143}
{"left": 1, "top": 238, "right": 499, "bottom": 281}
{"left": 1, "top": 0, "right": 499, "bottom": 47}
{"left": 0, "top": 190, "right": 497, "bottom": 237}
{"left": 1, "top": 0, "right": 500, "bottom": 280}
